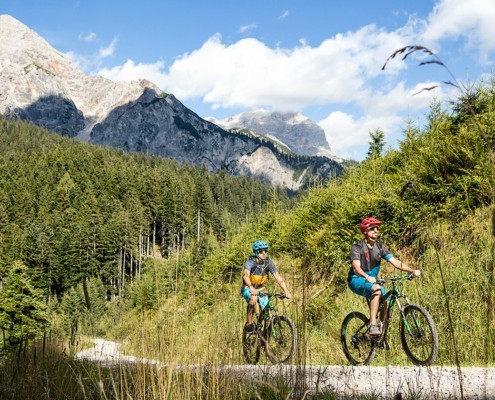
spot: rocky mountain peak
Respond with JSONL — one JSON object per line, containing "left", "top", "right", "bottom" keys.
{"left": 209, "top": 109, "right": 339, "bottom": 160}
{"left": 0, "top": 14, "right": 159, "bottom": 136}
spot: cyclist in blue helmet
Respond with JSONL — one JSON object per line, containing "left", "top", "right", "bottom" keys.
{"left": 241, "top": 240, "right": 291, "bottom": 333}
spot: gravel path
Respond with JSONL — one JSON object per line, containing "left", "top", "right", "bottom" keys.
{"left": 75, "top": 339, "right": 494, "bottom": 399}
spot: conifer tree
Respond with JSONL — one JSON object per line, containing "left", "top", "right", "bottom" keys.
{"left": 0, "top": 261, "right": 48, "bottom": 348}
{"left": 366, "top": 128, "right": 386, "bottom": 159}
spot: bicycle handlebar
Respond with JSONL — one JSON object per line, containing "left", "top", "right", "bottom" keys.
{"left": 258, "top": 292, "right": 287, "bottom": 299}
{"left": 376, "top": 272, "right": 415, "bottom": 285}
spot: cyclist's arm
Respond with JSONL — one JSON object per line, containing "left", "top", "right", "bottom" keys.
{"left": 242, "top": 269, "right": 258, "bottom": 294}
{"left": 351, "top": 260, "right": 376, "bottom": 283}
{"left": 387, "top": 257, "right": 421, "bottom": 277}
{"left": 272, "top": 271, "right": 291, "bottom": 299}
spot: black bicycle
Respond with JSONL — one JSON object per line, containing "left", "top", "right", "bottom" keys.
{"left": 242, "top": 292, "right": 297, "bottom": 364}
{"left": 341, "top": 272, "right": 438, "bottom": 366}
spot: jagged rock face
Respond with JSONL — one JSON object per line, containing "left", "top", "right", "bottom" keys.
{"left": 90, "top": 88, "right": 258, "bottom": 174}
{"left": 210, "top": 109, "right": 338, "bottom": 160}
{"left": 0, "top": 14, "right": 159, "bottom": 136}
{"left": 0, "top": 14, "right": 343, "bottom": 189}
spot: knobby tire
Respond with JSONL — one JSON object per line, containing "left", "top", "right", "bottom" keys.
{"left": 242, "top": 324, "right": 261, "bottom": 364}
{"left": 265, "top": 315, "right": 297, "bottom": 364}
{"left": 341, "top": 311, "right": 376, "bottom": 365}
{"left": 400, "top": 304, "right": 438, "bottom": 366}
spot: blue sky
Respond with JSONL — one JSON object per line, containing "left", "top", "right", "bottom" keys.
{"left": 3, "top": 0, "right": 495, "bottom": 160}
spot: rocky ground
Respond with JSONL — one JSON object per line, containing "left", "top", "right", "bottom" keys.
{"left": 75, "top": 339, "right": 494, "bottom": 399}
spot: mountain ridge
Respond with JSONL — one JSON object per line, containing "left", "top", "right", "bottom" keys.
{"left": 208, "top": 109, "right": 341, "bottom": 161}
{"left": 0, "top": 14, "right": 343, "bottom": 190}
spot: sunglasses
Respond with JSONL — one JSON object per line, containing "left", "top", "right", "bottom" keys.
{"left": 367, "top": 226, "right": 379, "bottom": 232}
{"left": 258, "top": 249, "right": 268, "bottom": 254}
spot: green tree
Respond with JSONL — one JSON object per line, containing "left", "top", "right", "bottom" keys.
{"left": 0, "top": 261, "right": 48, "bottom": 348}
{"left": 366, "top": 128, "right": 386, "bottom": 159}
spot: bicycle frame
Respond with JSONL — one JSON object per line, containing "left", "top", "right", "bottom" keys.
{"left": 376, "top": 273, "right": 412, "bottom": 343}
{"left": 255, "top": 292, "right": 282, "bottom": 339}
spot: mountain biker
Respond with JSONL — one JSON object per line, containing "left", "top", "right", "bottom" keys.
{"left": 348, "top": 217, "right": 421, "bottom": 336}
{"left": 241, "top": 240, "right": 291, "bottom": 333}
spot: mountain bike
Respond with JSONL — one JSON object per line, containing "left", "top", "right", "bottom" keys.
{"left": 341, "top": 272, "right": 438, "bottom": 366}
{"left": 242, "top": 292, "right": 297, "bottom": 364}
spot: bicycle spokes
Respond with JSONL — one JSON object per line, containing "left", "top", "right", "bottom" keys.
{"left": 400, "top": 304, "right": 438, "bottom": 366}
{"left": 265, "top": 315, "right": 296, "bottom": 364}
{"left": 242, "top": 328, "right": 261, "bottom": 364}
{"left": 341, "top": 312, "right": 375, "bottom": 365}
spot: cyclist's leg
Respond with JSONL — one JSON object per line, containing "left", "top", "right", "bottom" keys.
{"left": 369, "top": 286, "right": 382, "bottom": 325}
{"left": 367, "top": 267, "right": 386, "bottom": 326}
{"left": 258, "top": 292, "right": 269, "bottom": 311}
{"left": 348, "top": 267, "right": 385, "bottom": 327}
{"left": 241, "top": 286, "right": 257, "bottom": 325}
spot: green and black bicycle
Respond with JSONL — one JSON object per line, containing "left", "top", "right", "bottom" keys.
{"left": 341, "top": 272, "right": 438, "bottom": 366}
{"left": 242, "top": 292, "right": 297, "bottom": 365}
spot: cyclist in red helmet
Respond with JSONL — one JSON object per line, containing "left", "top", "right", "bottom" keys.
{"left": 241, "top": 240, "right": 291, "bottom": 333}
{"left": 348, "top": 217, "right": 420, "bottom": 336}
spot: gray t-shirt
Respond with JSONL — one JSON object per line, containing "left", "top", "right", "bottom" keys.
{"left": 244, "top": 256, "right": 277, "bottom": 287}
{"left": 349, "top": 240, "right": 392, "bottom": 273}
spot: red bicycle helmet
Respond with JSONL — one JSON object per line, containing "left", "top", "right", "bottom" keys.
{"left": 360, "top": 217, "right": 382, "bottom": 233}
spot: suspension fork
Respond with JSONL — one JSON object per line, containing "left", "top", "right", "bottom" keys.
{"left": 398, "top": 295, "right": 421, "bottom": 334}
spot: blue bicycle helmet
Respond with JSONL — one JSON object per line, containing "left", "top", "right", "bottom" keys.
{"left": 252, "top": 240, "right": 269, "bottom": 253}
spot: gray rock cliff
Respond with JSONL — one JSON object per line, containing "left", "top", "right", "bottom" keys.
{"left": 209, "top": 109, "right": 340, "bottom": 161}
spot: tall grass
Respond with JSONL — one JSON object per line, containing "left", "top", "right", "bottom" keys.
{"left": 1, "top": 209, "right": 493, "bottom": 399}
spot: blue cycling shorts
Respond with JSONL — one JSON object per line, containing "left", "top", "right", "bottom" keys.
{"left": 241, "top": 286, "right": 269, "bottom": 310}
{"left": 347, "top": 266, "right": 386, "bottom": 299}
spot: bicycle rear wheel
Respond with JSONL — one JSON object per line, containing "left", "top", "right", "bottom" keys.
{"left": 265, "top": 315, "right": 297, "bottom": 364}
{"left": 242, "top": 325, "right": 261, "bottom": 364}
{"left": 400, "top": 304, "right": 438, "bottom": 366}
{"left": 341, "top": 311, "right": 376, "bottom": 365}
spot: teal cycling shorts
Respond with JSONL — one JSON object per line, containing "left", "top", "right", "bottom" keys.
{"left": 347, "top": 266, "right": 386, "bottom": 299}
{"left": 240, "top": 286, "right": 269, "bottom": 310}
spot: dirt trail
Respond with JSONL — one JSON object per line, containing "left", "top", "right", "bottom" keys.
{"left": 75, "top": 339, "right": 494, "bottom": 399}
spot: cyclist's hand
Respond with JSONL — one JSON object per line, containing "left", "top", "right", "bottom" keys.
{"left": 366, "top": 275, "right": 376, "bottom": 284}
{"left": 413, "top": 269, "right": 421, "bottom": 278}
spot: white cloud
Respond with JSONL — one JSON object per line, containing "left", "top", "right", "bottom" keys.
{"left": 99, "top": 37, "right": 118, "bottom": 58}
{"left": 422, "top": 0, "right": 495, "bottom": 63}
{"left": 318, "top": 111, "right": 404, "bottom": 160}
{"left": 239, "top": 24, "right": 257, "bottom": 34}
{"left": 91, "top": 24, "right": 439, "bottom": 160}
{"left": 98, "top": 59, "right": 168, "bottom": 87}
{"left": 68, "top": 36, "right": 120, "bottom": 72}
{"left": 279, "top": 10, "right": 289, "bottom": 19}
{"left": 160, "top": 25, "right": 414, "bottom": 111}
{"left": 78, "top": 32, "right": 97, "bottom": 42}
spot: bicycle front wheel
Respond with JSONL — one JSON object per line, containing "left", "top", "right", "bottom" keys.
{"left": 265, "top": 315, "right": 297, "bottom": 364}
{"left": 242, "top": 325, "right": 261, "bottom": 364}
{"left": 341, "top": 311, "right": 375, "bottom": 365}
{"left": 400, "top": 304, "right": 438, "bottom": 366}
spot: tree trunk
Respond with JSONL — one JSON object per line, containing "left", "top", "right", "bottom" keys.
{"left": 83, "top": 277, "right": 91, "bottom": 311}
